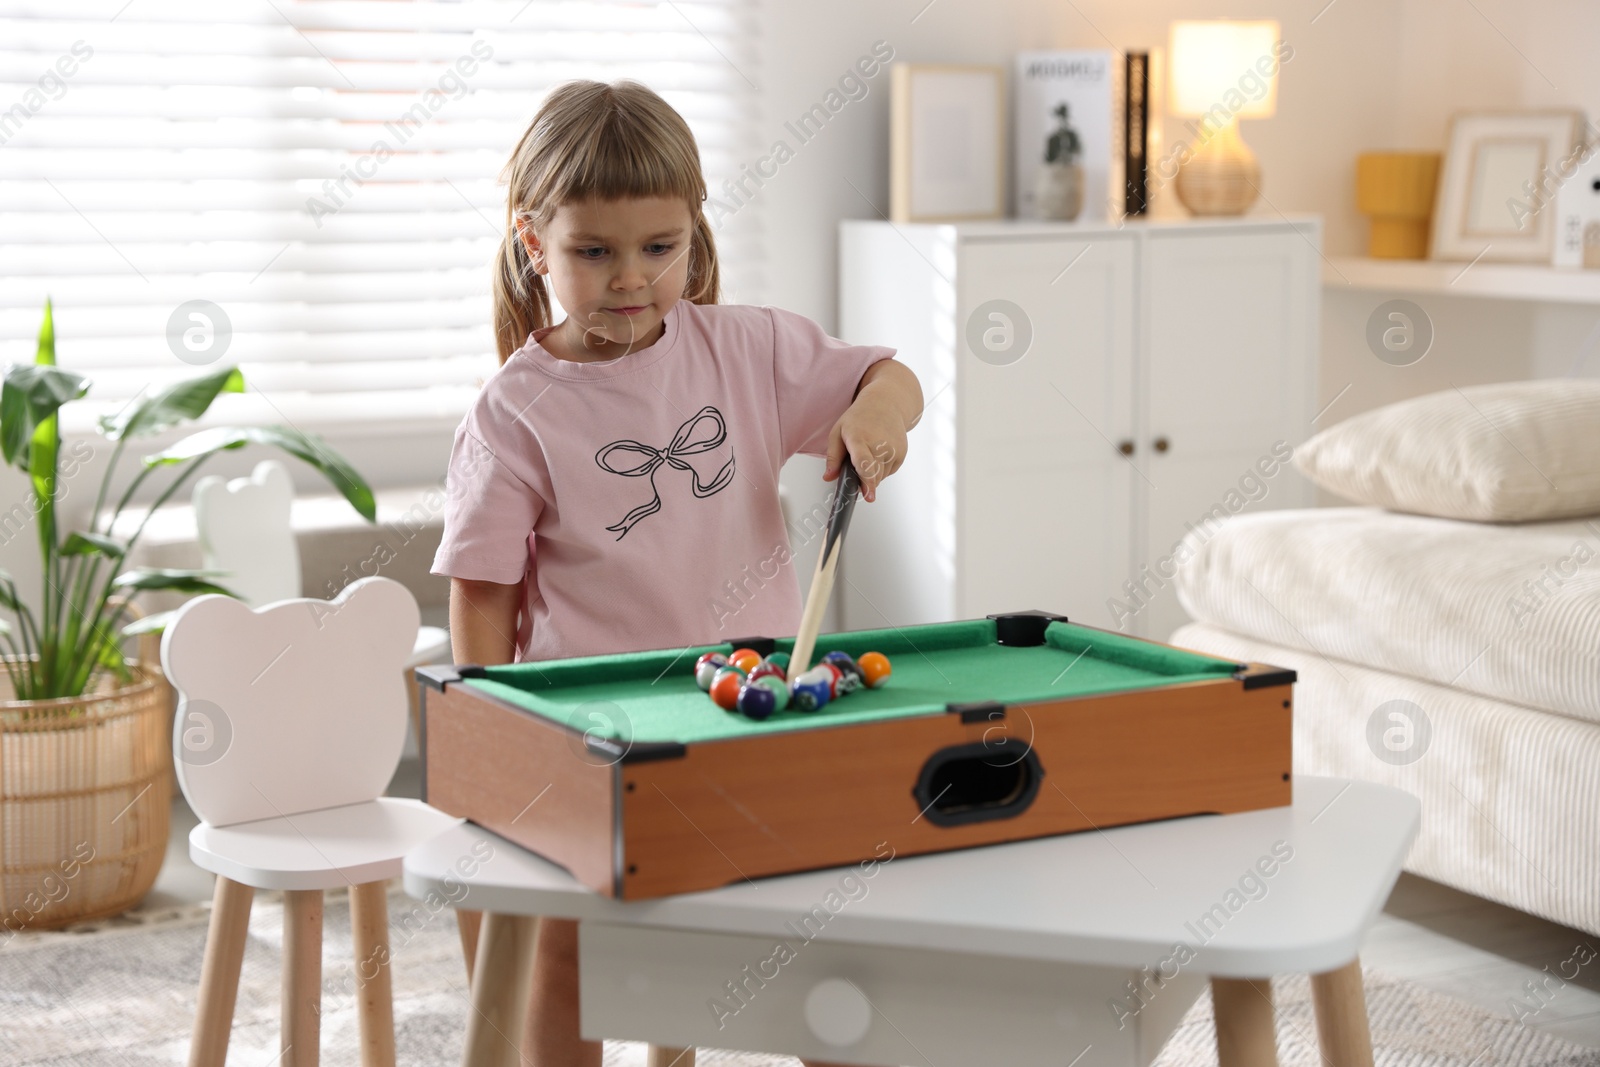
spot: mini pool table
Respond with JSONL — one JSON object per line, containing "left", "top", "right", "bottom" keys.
{"left": 418, "top": 611, "right": 1294, "bottom": 900}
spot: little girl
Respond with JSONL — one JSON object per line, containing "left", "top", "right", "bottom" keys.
{"left": 431, "top": 79, "right": 922, "bottom": 1066}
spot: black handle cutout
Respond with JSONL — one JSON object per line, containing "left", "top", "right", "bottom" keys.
{"left": 913, "top": 739, "right": 1043, "bottom": 827}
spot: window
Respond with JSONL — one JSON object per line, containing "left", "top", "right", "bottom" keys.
{"left": 0, "top": 0, "right": 763, "bottom": 434}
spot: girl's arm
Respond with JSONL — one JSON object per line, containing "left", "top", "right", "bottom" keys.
{"left": 449, "top": 577, "right": 522, "bottom": 665}
{"left": 824, "top": 357, "right": 923, "bottom": 502}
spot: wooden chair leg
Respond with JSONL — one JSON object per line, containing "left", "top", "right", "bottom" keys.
{"left": 457, "top": 908, "right": 483, "bottom": 983}
{"left": 188, "top": 877, "right": 255, "bottom": 1067}
{"left": 351, "top": 881, "right": 396, "bottom": 1067}
{"left": 282, "top": 889, "right": 324, "bottom": 1067}
{"left": 461, "top": 911, "right": 538, "bottom": 1067}
{"left": 647, "top": 1047, "right": 697, "bottom": 1066}
{"left": 1310, "top": 958, "right": 1375, "bottom": 1067}
{"left": 1212, "top": 977, "right": 1279, "bottom": 1067}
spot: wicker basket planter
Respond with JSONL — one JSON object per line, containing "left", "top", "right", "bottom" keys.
{"left": 0, "top": 659, "right": 171, "bottom": 933}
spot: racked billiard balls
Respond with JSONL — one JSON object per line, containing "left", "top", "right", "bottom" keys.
{"left": 729, "top": 647, "right": 763, "bottom": 674}
{"left": 764, "top": 651, "right": 791, "bottom": 673}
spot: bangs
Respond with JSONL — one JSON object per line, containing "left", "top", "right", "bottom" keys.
{"left": 538, "top": 97, "right": 704, "bottom": 212}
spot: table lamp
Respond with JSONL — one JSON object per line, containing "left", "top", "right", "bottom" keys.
{"left": 1168, "top": 20, "right": 1280, "bottom": 216}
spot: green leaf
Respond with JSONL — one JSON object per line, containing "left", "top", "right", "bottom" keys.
{"left": 61, "top": 531, "right": 126, "bottom": 558}
{"left": 120, "top": 610, "right": 171, "bottom": 636}
{"left": 1, "top": 363, "right": 89, "bottom": 469}
{"left": 29, "top": 410, "right": 59, "bottom": 567}
{"left": 0, "top": 570, "right": 22, "bottom": 613}
{"left": 36, "top": 297, "right": 55, "bottom": 367}
{"left": 143, "top": 424, "right": 376, "bottom": 521}
{"left": 97, "top": 366, "right": 245, "bottom": 442}
{"left": 110, "top": 567, "right": 237, "bottom": 597}
{"left": 95, "top": 634, "right": 131, "bottom": 684}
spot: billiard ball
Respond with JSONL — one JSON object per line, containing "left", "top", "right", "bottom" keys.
{"left": 751, "top": 674, "right": 789, "bottom": 708}
{"left": 695, "top": 652, "right": 730, "bottom": 691}
{"left": 729, "top": 647, "right": 763, "bottom": 673}
{"left": 764, "top": 651, "right": 791, "bottom": 673}
{"left": 736, "top": 682, "right": 778, "bottom": 721}
{"left": 748, "top": 662, "right": 785, "bottom": 684}
{"left": 790, "top": 674, "right": 830, "bottom": 712}
{"left": 821, "top": 651, "right": 863, "bottom": 694}
{"left": 710, "top": 667, "right": 746, "bottom": 710}
{"left": 812, "top": 662, "right": 845, "bottom": 698}
{"left": 857, "top": 651, "right": 892, "bottom": 687}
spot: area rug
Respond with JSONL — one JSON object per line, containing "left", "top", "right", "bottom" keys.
{"left": 1, "top": 886, "right": 1593, "bottom": 1066}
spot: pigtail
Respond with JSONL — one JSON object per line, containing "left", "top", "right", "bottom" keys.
{"left": 493, "top": 220, "right": 552, "bottom": 365}
{"left": 682, "top": 209, "right": 721, "bottom": 306}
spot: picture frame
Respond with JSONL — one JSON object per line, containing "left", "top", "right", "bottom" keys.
{"left": 1430, "top": 110, "right": 1586, "bottom": 263}
{"left": 890, "top": 63, "right": 1005, "bottom": 222}
{"left": 1552, "top": 140, "right": 1600, "bottom": 268}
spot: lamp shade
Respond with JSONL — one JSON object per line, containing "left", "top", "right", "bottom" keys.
{"left": 1168, "top": 20, "right": 1280, "bottom": 120}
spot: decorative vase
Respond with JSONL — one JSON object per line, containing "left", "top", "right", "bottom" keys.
{"left": 0, "top": 650, "right": 172, "bottom": 933}
{"left": 1035, "top": 161, "right": 1085, "bottom": 221}
{"left": 1356, "top": 152, "right": 1441, "bottom": 259}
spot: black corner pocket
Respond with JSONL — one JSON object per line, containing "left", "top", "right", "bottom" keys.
{"left": 912, "top": 739, "right": 1043, "bottom": 827}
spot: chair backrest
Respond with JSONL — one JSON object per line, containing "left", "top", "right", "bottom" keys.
{"left": 193, "top": 459, "right": 301, "bottom": 608}
{"left": 161, "top": 575, "right": 420, "bottom": 828}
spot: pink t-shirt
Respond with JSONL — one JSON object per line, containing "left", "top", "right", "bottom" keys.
{"left": 431, "top": 299, "right": 894, "bottom": 663}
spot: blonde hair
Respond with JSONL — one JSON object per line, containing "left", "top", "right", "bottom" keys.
{"left": 493, "top": 79, "right": 721, "bottom": 363}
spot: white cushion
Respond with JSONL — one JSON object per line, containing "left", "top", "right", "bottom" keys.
{"left": 1173, "top": 507, "right": 1600, "bottom": 724}
{"left": 1295, "top": 380, "right": 1600, "bottom": 522}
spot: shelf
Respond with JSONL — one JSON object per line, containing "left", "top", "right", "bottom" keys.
{"left": 1322, "top": 255, "right": 1600, "bottom": 305}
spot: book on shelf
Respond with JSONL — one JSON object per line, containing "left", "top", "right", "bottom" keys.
{"left": 1014, "top": 49, "right": 1163, "bottom": 222}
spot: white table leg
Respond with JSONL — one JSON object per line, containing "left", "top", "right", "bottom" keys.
{"left": 1310, "top": 958, "right": 1375, "bottom": 1067}
{"left": 460, "top": 911, "right": 538, "bottom": 1067}
{"left": 1211, "top": 977, "right": 1278, "bottom": 1067}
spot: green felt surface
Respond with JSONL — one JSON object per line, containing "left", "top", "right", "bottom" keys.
{"left": 463, "top": 619, "right": 1242, "bottom": 745}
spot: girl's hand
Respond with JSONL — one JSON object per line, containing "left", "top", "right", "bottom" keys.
{"left": 823, "top": 359, "right": 923, "bottom": 503}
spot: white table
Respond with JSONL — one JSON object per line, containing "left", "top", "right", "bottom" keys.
{"left": 403, "top": 776, "right": 1418, "bottom": 1067}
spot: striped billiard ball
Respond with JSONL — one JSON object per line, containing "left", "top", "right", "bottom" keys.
{"left": 790, "top": 673, "right": 831, "bottom": 712}
{"left": 695, "top": 652, "right": 730, "bottom": 691}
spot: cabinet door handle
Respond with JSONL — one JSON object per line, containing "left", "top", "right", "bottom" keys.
{"left": 1117, "top": 440, "right": 1135, "bottom": 456}
{"left": 1153, "top": 437, "right": 1170, "bottom": 454}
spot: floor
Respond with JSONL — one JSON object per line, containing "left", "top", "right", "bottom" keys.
{"left": 148, "top": 759, "right": 1600, "bottom": 1052}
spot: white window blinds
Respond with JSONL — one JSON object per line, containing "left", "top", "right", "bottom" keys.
{"left": 0, "top": 0, "right": 763, "bottom": 434}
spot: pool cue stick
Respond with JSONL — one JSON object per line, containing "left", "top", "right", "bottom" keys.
{"left": 790, "top": 456, "right": 862, "bottom": 678}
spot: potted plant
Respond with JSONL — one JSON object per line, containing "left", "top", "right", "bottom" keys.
{"left": 0, "top": 301, "right": 375, "bottom": 932}
{"left": 1034, "top": 101, "right": 1085, "bottom": 221}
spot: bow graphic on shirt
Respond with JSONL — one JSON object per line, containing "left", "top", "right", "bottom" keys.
{"left": 595, "top": 405, "right": 736, "bottom": 539}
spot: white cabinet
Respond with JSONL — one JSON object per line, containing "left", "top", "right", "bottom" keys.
{"left": 837, "top": 217, "right": 1319, "bottom": 640}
